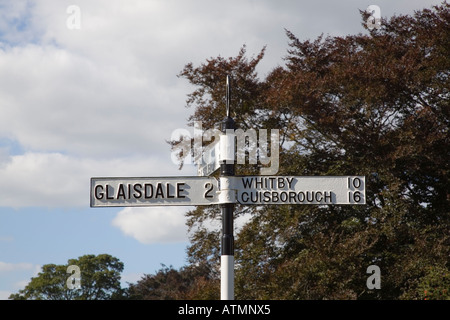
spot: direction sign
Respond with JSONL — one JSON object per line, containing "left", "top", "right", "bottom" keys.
{"left": 90, "top": 176, "right": 219, "bottom": 207}
{"left": 90, "top": 77, "right": 368, "bottom": 301}
{"left": 235, "top": 176, "right": 365, "bottom": 205}
{"left": 91, "top": 175, "right": 366, "bottom": 207}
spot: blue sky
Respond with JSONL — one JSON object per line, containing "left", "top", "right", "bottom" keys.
{"left": 0, "top": 0, "right": 442, "bottom": 299}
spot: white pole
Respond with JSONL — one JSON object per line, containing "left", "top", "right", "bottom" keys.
{"left": 221, "top": 255, "right": 234, "bottom": 300}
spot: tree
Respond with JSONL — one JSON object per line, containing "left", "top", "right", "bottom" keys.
{"left": 176, "top": 3, "right": 449, "bottom": 299}
{"left": 127, "top": 263, "right": 219, "bottom": 300}
{"left": 9, "top": 254, "right": 126, "bottom": 300}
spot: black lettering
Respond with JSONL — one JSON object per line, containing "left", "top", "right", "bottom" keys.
{"left": 286, "top": 177, "right": 294, "bottom": 189}
{"left": 278, "top": 177, "right": 285, "bottom": 188}
{"left": 204, "top": 183, "right": 213, "bottom": 198}
{"left": 242, "top": 178, "right": 253, "bottom": 188}
{"left": 177, "top": 183, "right": 186, "bottom": 198}
{"left": 353, "top": 191, "right": 361, "bottom": 203}
{"left": 106, "top": 185, "right": 114, "bottom": 200}
{"left": 144, "top": 184, "right": 153, "bottom": 199}
{"left": 289, "top": 191, "right": 296, "bottom": 203}
{"left": 324, "top": 191, "right": 332, "bottom": 203}
{"left": 241, "top": 191, "right": 249, "bottom": 203}
{"left": 133, "top": 183, "right": 142, "bottom": 198}
{"left": 167, "top": 184, "right": 174, "bottom": 198}
{"left": 117, "top": 184, "right": 126, "bottom": 199}
{"left": 95, "top": 185, "right": 104, "bottom": 200}
{"left": 155, "top": 184, "right": 164, "bottom": 198}
{"left": 298, "top": 191, "right": 305, "bottom": 202}
{"left": 263, "top": 191, "right": 271, "bottom": 202}
{"left": 315, "top": 191, "right": 323, "bottom": 202}
{"left": 280, "top": 191, "right": 288, "bottom": 202}
{"left": 255, "top": 178, "right": 263, "bottom": 188}
{"left": 349, "top": 177, "right": 362, "bottom": 189}
{"left": 306, "top": 191, "right": 314, "bottom": 202}
{"left": 272, "top": 191, "right": 279, "bottom": 202}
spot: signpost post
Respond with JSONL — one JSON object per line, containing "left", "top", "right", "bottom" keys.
{"left": 219, "top": 75, "right": 236, "bottom": 300}
{"left": 90, "top": 76, "right": 366, "bottom": 300}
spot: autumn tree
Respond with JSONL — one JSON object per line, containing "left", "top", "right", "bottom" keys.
{"left": 127, "top": 263, "right": 219, "bottom": 300}
{"left": 176, "top": 3, "right": 449, "bottom": 300}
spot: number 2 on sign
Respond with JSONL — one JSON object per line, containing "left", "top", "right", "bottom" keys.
{"left": 204, "top": 183, "right": 214, "bottom": 198}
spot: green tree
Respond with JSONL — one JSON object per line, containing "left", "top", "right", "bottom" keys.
{"left": 9, "top": 254, "right": 126, "bottom": 300}
{"left": 176, "top": 3, "right": 449, "bottom": 299}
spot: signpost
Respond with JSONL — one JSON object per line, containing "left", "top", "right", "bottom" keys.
{"left": 90, "top": 76, "right": 366, "bottom": 300}
{"left": 90, "top": 176, "right": 219, "bottom": 207}
{"left": 219, "top": 77, "right": 236, "bottom": 299}
{"left": 91, "top": 175, "right": 366, "bottom": 207}
{"left": 235, "top": 176, "right": 365, "bottom": 205}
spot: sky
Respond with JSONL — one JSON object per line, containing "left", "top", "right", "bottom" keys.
{"left": 0, "top": 0, "right": 443, "bottom": 299}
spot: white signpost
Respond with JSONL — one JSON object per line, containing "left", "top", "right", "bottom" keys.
{"left": 235, "top": 176, "right": 365, "bottom": 205}
{"left": 90, "top": 76, "right": 366, "bottom": 301}
{"left": 91, "top": 176, "right": 219, "bottom": 207}
{"left": 91, "top": 176, "right": 365, "bottom": 207}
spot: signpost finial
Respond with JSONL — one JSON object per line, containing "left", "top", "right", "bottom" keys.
{"left": 226, "top": 75, "right": 230, "bottom": 117}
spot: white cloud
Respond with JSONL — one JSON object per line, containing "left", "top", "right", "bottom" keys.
{"left": 1, "top": 0, "right": 442, "bottom": 162}
{"left": 0, "top": 151, "right": 192, "bottom": 208}
{"left": 0, "top": 43, "right": 191, "bottom": 158}
{"left": 0, "top": 261, "right": 35, "bottom": 272}
{"left": 112, "top": 206, "right": 190, "bottom": 244}
{"left": 0, "top": 0, "right": 443, "bottom": 210}
{"left": 0, "top": 263, "right": 41, "bottom": 299}
{"left": 110, "top": 206, "right": 252, "bottom": 246}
